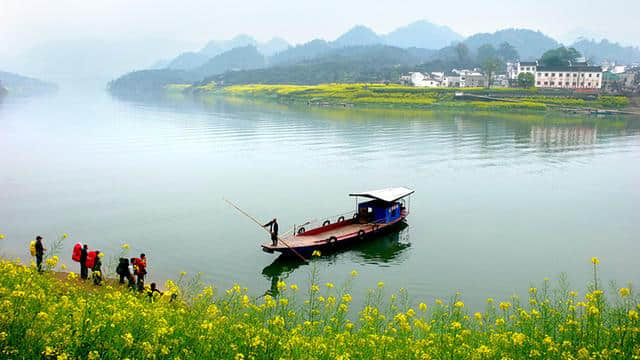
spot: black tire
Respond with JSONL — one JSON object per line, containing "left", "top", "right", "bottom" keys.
{"left": 322, "top": 220, "right": 331, "bottom": 227}
{"left": 357, "top": 230, "right": 365, "bottom": 240}
{"left": 297, "top": 227, "right": 306, "bottom": 234}
{"left": 337, "top": 216, "right": 345, "bottom": 223}
{"left": 352, "top": 213, "right": 358, "bottom": 219}
{"left": 326, "top": 236, "right": 338, "bottom": 246}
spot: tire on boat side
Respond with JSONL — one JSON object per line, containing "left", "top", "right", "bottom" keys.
{"left": 323, "top": 220, "right": 331, "bottom": 227}
{"left": 326, "top": 236, "right": 338, "bottom": 247}
{"left": 357, "top": 230, "right": 365, "bottom": 240}
{"left": 337, "top": 216, "right": 345, "bottom": 223}
{"left": 297, "top": 227, "right": 306, "bottom": 234}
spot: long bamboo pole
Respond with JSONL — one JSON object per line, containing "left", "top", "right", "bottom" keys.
{"left": 223, "top": 198, "right": 308, "bottom": 263}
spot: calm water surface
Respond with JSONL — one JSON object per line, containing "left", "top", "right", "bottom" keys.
{"left": 1, "top": 91, "right": 639, "bottom": 309}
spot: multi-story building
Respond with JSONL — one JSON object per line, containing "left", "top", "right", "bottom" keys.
{"left": 513, "top": 61, "right": 538, "bottom": 79}
{"left": 535, "top": 66, "right": 603, "bottom": 89}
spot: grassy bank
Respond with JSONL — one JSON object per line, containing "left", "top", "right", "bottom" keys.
{"left": 177, "top": 83, "right": 633, "bottom": 113}
{"left": 1, "top": 254, "right": 639, "bottom": 359}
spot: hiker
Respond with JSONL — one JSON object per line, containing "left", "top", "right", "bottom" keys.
{"left": 263, "top": 218, "right": 279, "bottom": 246}
{"left": 80, "top": 244, "right": 89, "bottom": 280}
{"left": 92, "top": 251, "right": 102, "bottom": 286}
{"left": 35, "top": 236, "right": 45, "bottom": 272}
{"left": 134, "top": 254, "right": 148, "bottom": 292}
{"left": 116, "top": 258, "right": 130, "bottom": 284}
{"left": 147, "top": 282, "right": 163, "bottom": 301}
{"left": 128, "top": 258, "right": 137, "bottom": 289}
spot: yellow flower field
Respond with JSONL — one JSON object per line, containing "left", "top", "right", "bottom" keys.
{"left": 0, "top": 256, "right": 639, "bottom": 359}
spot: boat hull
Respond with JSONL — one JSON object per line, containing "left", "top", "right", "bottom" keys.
{"left": 262, "top": 211, "right": 408, "bottom": 257}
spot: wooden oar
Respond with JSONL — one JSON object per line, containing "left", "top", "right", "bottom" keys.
{"left": 223, "top": 198, "right": 309, "bottom": 263}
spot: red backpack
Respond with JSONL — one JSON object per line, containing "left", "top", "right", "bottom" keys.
{"left": 132, "top": 258, "right": 146, "bottom": 275}
{"left": 85, "top": 251, "right": 97, "bottom": 268}
{"left": 72, "top": 243, "right": 83, "bottom": 262}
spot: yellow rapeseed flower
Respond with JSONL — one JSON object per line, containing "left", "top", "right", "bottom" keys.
{"left": 325, "top": 282, "right": 334, "bottom": 289}
{"left": 629, "top": 310, "right": 639, "bottom": 321}
{"left": 0, "top": 234, "right": 5, "bottom": 239}
{"left": 474, "top": 312, "right": 483, "bottom": 320}
{"left": 312, "top": 250, "right": 321, "bottom": 257}
{"left": 350, "top": 270, "right": 358, "bottom": 277}
{"left": 62, "top": 233, "right": 69, "bottom": 239}
{"left": 277, "top": 281, "right": 287, "bottom": 291}
{"left": 487, "top": 298, "right": 494, "bottom": 304}
{"left": 121, "top": 243, "right": 130, "bottom": 249}
{"left": 377, "top": 281, "right": 384, "bottom": 288}
{"left": 290, "top": 284, "right": 298, "bottom": 291}
{"left": 311, "top": 284, "right": 319, "bottom": 292}
{"left": 342, "top": 294, "right": 352, "bottom": 303}
{"left": 60, "top": 264, "right": 67, "bottom": 270}
{"left": 419, "top": 303, "right": 427, "bottom": 312}
{"left": 591, "top": 257, "right": 600, "bottom": 265}
{"left": 499, "top": 301, "right": 512, "bottom": 311}
{"left": 495, "top": 318, "right": 505, "bottom": 326}
{"left": 619, "top": 288, "right": 630, "bottom": 297}
{"left": 451, "top": 321, "right": 462, "bottom": 330}
{"left": 454, "top": 301, "right": 464, "bottom": 308}
{"left": 435, "top": 299, "right": 443, "bottom": 305}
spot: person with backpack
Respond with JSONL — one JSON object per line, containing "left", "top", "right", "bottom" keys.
{"left": 92, "top": 251, "right": 103, "bottom": 286}
{"left": 116, "top": 258, "right": 131, "bottom": 284}
{"left": 128, "top": 258, "right": 137, "bottom": 290}
{"left": 80, "top": 244, "right": 89, "bottom": 280}
{"left": 34, "top": 236, "right": 45, "bottom": 272}
{"left": 134, "top": 254, "right": 148, "bottom": 292}
{"left": 147, "top": 282, "right": 163, "bottom": 301}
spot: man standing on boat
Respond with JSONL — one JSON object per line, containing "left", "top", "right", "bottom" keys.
{"left": 263, "top": 218, "right": 278, "bottom": 246}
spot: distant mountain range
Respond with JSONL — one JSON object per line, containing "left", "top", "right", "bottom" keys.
{"left": 108, "top": 20, "right": 640, "bottom": 95}
{"left": 0, "top": 71, "right": 58, "bottom": 96}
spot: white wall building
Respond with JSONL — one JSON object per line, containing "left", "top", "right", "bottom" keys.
{"left": 514, "top": 61, "right": 538, "bottom": 79}
{"left": 407, "top": 72, "right": 441, "bottom": 87}
{"left": 535, "top": 66, "right": 603, "bottom": 89}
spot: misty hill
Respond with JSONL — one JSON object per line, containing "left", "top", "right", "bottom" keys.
{"left": 193, "top": 46, "right": 266, "bottom": 78}
{"left": 464, "top": 29, "right": 558, "bottom": 60}
{"left": 270, "top": 40, "right": 332, "bottom": 65}
{"left": 0, "top": 81, "right": 7, "bottom": 98}
{"left": 0, "top": 71, "right": 58, "bottom": 96}
{"left": 333, "top": 25, "right": 383, "bottom": 47}
{"left": 166, "top": 35, "right": 289, "bottom": 70}
{"left": 384, "top": 20, "right": 463, "bottom": 49}
{"left": 108, "top": 69, "right": 200, "bottom": 95}
{"left": 202, "top": 45, "right": 427, "bottom": 85}
{"left": 571, "top": 39, "right": 640, "bottom": 64}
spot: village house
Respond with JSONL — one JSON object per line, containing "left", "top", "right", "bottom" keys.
{"left": 400, "top": 72, "right": 441, "bottom": 87}
{"left": 535, "top": 65, "right": 603, "bottom": 89}
{"left": 511, "top": 61, "right": 538, "bottom": 80}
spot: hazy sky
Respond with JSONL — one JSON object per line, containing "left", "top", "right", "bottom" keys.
{"left": 3, "top": 0, "right": 640, "bottom": 55}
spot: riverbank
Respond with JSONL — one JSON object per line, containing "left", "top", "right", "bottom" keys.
{"left": 2, "top": 256, "right": 639, "bottom": 359}
{"left": 172, "top": 83, "right": 638, "bottom": 115}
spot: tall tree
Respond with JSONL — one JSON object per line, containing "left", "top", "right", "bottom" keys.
{"left": 517, "top": 72, "right": 535, "bottom": 88}
{"left": 455, "top": 43, "right": 470, "bottom": 65}
{"left": 539, "top": 46, "right": 583, "bottom": 66}
{"left": 497, "top": 42, "right": 519, "bottom": 62}
{"left": 477, "top": 44, "right": 498, "bottom": 64}
{"left": 482, "top": 58, "right": 501, "bottom": 88}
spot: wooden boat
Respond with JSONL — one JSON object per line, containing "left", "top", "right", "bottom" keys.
{"left": 262, "top": 187, "right": 414, "bottom": 256}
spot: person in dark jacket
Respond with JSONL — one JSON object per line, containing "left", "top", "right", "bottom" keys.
{"left": 263, "top": 218, "right": 279, "bottom": 246}
{"left": 92, "top": 251, "right": 102, "bottom": 286}
{"left": 116, "top": 258, "right": 130, "bottom": 284}
{"left": 35, "top": 236, "right": 45, "bottom": 272}
{"left": 80, "top": 244, "right": 89, "bottom": 280}
{"left": 147, "top": 282, "right": 163, "bottom": 301}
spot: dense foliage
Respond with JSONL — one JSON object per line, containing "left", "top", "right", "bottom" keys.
{"left": 539, "top": 47, "right": 583, "bottom": 67}
{"left": 464, "top": 29, "right": 559, "bottom": 61}
{"left": 0, "top": 71, "right": 58, "bottom": 97}
{"left": 571, "top": 39, "right": 640, "bottom": 65}
{"left": 1, "top": 254, "right": 640, "bottom": 359}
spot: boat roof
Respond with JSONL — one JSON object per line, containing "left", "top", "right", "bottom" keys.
{"left": 349, "top": 187, "right": 414, "bottom": 202}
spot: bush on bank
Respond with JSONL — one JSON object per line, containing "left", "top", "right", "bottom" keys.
{"left": 1, "top": 254, "right": 639, "bottom": 359}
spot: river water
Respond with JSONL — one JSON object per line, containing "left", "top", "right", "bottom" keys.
{"left": 1, "top": 91, "right": 639, "bottom": 309}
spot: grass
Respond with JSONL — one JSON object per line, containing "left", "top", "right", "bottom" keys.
{"left": 179, "top": 83, "right": 632, "bottom": 113}
{"left": 1, "top": 245, "right": 639, "bottom": 359}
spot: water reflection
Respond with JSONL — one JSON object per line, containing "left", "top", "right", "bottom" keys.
{"left": 261, "top": 223, "right": 411, "bottom": 296}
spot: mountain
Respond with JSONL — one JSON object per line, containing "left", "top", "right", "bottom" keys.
{"left": 200, "top": 34, "right": 258, "bottom": 58}
{"left": 202, "top": 45, "right": 426, "bottom": 86}
{"left": 464, "top": 29, "right": 559, "bottom": 60}
{"left": 270, "top": 39, "right": 332, "bottom": 66}
{"left": 0, "top": 81, "right": 7, "bottom": 98}
{"left": 384, "top": 20, "right": 463, "bottom": 49}
{"left": 333, "top": 25, "right": 383, "bottom": 47}
{"left": 257, "top": 37, "right": 290, "bottom": 56}
{"left": 0, "top": 70, "right": 58, "bottom": 96}
{"left": 571, "top": 39, "right": 640, "bottom": 64}
{"left": 193, "top": 45, "right": 265, "bottom": 78}
{"left": 165, "top": 52, "right": 210, "bottom": 70}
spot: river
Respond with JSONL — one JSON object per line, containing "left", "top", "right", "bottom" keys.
{"left": 1, "top": 90, "right": 639, "bottom": 309}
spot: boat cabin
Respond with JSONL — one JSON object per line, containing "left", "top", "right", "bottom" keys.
{"left": 350, "top": 187, "right": 414, "bottom": 225}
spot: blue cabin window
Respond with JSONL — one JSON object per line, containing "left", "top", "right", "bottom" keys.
{"left": 358, "top": 200, "right": 402, "bottom": 224}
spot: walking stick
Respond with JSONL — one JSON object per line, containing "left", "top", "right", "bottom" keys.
{"left": 223, "top": 198, "right": 309, "bottom": 263}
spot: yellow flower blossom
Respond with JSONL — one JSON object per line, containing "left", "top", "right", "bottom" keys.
{"left": 629, "top": 310, "right": 639, "bottom": 321}
{"left": 474, "top": 312, "right": 482, "bottom": 320}
{"left": 377, "top": 281, "right": 384, "bottom": 288}
{"left": 435, "top": 299, "right": 443, "bottom": 305}
{"left": 342, "top": 294, "right": 352, "bottom": 303}
{"left": 454, "top": 301, "right": 464, "bottom": 308}
{"left": 451, "top": 321, "right": 462, "bottom": 330}
{"left": 619, "top": 288, "right": 630, "bottom": 297}
{"left": 312, "top": 250, "right": 321, "bottom": 257}
{"left": 0, "top": 234, "right": 5, "bottom": 239}
{"left": 499, "top": 301, "right": 512, "bottom": 311}
{"left": 591, "top": 257, "right": 600, "bottom": 265}
{"left": 290, "top": 284, "right": 298, "bottom": 291}
{"left": 325, "top": 282, "right": 334, "bottom": 289}
{"left": 419, "top": 303, "right": 427, "bottom": 312}
{"left": 276, "top": 281, "right": 287, "bottom": 291}
{"left": 121, "top": 243, "right": 130, "bottom": 249}
{"left": 350, "top": 270, "right": 358, "bottom": 277}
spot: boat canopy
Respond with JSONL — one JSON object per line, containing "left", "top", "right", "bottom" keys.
{"left": 349, "top": 187, "right": 414, "bottom": 203}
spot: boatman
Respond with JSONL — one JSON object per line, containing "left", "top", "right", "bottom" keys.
{"left": 263, "top": 218, "right": 279, "bottom": 246}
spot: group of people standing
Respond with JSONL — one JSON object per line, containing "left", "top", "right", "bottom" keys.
{"left": 31, "top": 236, "right": 154, "bottom": 293}
{"left": 116, "top": 254, "right": 148, "bottom": 292}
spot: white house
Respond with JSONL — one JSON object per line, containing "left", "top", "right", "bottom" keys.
{"left": 407, "top": 72, "right": 441, "bottom": 87}
{"left": 535, "top": 66, "right": 603, "bottom": 89}
{"left": 514, "top": 61, "right": 538, "bottom": 80}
